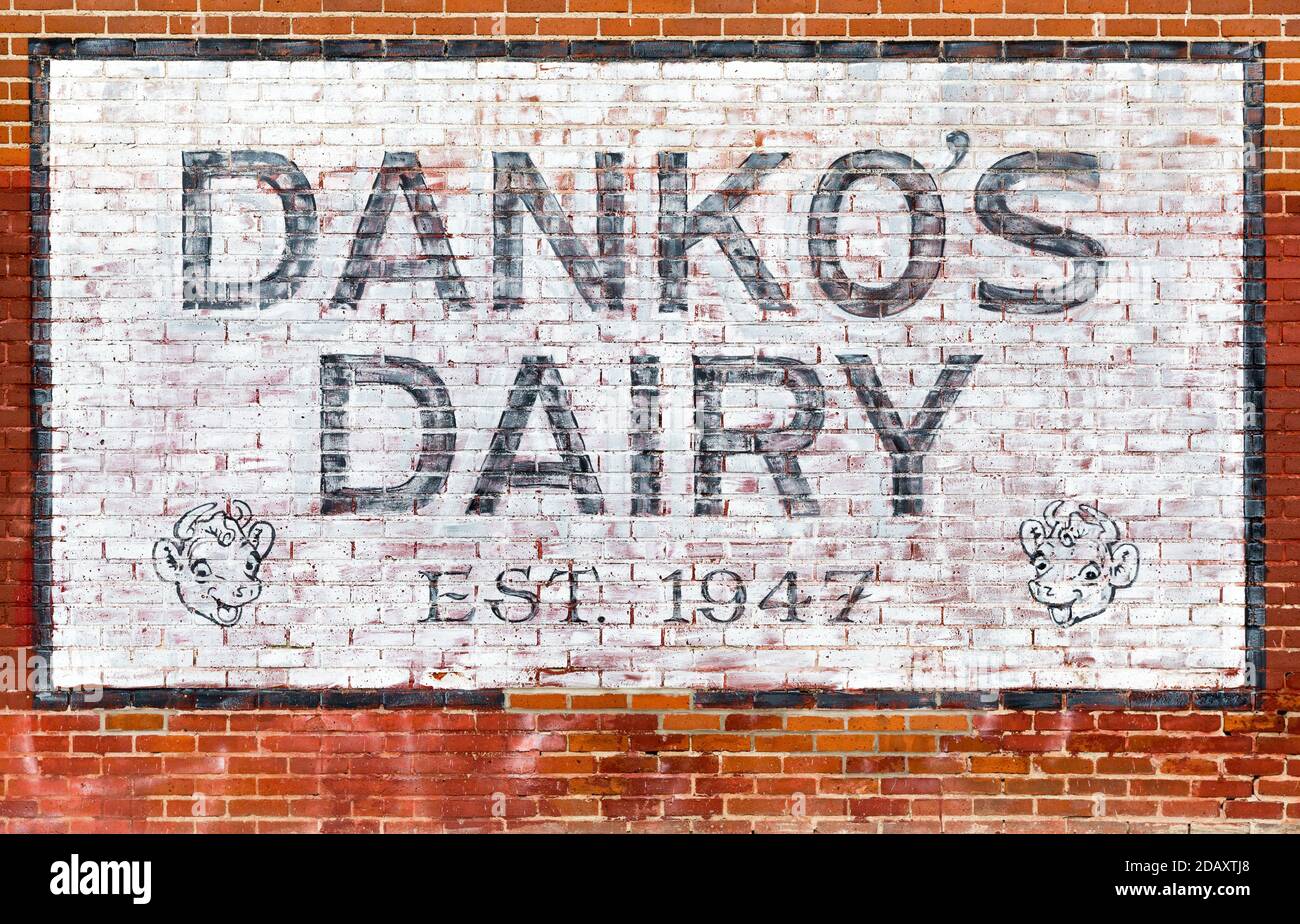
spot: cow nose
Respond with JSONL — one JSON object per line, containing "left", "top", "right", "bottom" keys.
{"left": 232, "top": 583, "right": 258, "bottom": 602}
{"left": 1030, "top": 581, "right": 1060, "bottom": 603}
{"left": 1031, "top": 582, "right": 1078, "bottom": 604}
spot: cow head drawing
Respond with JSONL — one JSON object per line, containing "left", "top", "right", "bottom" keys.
{"left": 1018, "top": 501, "right": 1139, "bottom": 628}
{"left": 153, "top": 501, "right": 275, "bottom": 626}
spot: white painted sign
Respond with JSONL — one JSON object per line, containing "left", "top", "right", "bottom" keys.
{"left": 37, "top": 53, "right": 1256, "bottom": 692}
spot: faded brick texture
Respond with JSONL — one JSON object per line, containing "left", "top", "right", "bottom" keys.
{"left": 41, "top": 57, "right": 1249, "bottom": 690}
{"left": 0, "top": 5, "right": 1295, "bottom": 834}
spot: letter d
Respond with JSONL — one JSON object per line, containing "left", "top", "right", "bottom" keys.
{"left": 320, "top": 354, "right": 457, "bottom": 516}
{"left": 182, "top": 150, "right": 318, "bottom": 310}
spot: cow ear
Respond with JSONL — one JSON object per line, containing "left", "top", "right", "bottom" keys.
{"left": 1110, "top": 542, "right": 1140, "bottom": 588}
{"left": 153, "top": 539, "right": 184, "bottom": 582}
{"left": 1019, "top": 519, "right": 1046, "bottom": 556}
{"left": 247, "top": 521, "right": 275, "bottom": 561}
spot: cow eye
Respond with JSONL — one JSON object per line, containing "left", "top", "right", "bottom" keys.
{"left": 1080, "top": 564, "right": 1101, "bottom": 581}
{"left": 244, "top": 559, "right": 259, "bottom": 578}
{"left": 192, "top": 559, "right": 212, "bottom": 580}
{"left": 1033, "top": 557, "right": 1049, "bottom": 575}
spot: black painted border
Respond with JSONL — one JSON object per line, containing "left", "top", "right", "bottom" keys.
{"left": 26, "top": 37, "right": 1267, "bottom": 61}
{"left": 28, "top": 38, "right": 1267, "bottom": 711}
{"left": 29, "top": 49, "right": 52, "bottom": 675}
{"left": 1242, "top": 55, "right": 1268, "bottom": 697}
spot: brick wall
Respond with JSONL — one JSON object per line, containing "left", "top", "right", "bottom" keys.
{"left": 0, "top": 6, "right": 1298, "bottom": 833}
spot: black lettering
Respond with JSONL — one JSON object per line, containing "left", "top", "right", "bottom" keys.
{"left": 544, "top": 565, "right": 600, "bottom": 624}
{"left": 331, "top": 151, "right": 471, "bottom": 312}
{"left": 808, "top": 150, "right": 945, "bottom": 318}
{"left": 694, "top": 356, "right": 824, "bottom": 517}
{"left": 824, "top": 569, "right": 875, "bottom": 623}
{"left": 419, "top": 568, "right": 473, "bottom": 623}
{"left": 974, "top": 150, "right": 1106, "bottom": 314}
{"left": 469, "top": 356, "right": 604, "bottom": 515}
{"left": 493, "top": 151, "right": 625, "bottom": 312}
{"left": 183, "top": 150, "right": 317, "bottom": 310}
{"left": 631, "top": 355, "right": 662, "bottom": 516}
{"left": 486, "top": 567, "right": 539, "bottom": 623}
{"left": 658, "top": 151, "right": 792, "bottom": 314}
{"left": 320, "top": 354, "right": 456, "bottom": 515}
{"left": 758, "top": 571, "right": 808, "bottom": 623}
{"left": 699, "top": 569, "right": 746, "bottom": 623}
{"left": 837, "top": 353, "right": 981, "bottom": 516}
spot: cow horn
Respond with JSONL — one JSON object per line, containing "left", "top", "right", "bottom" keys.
{"left": 1079, "top": 504, "right": 1119, "bottom": 541}
{"left": 232, "top": 499, "right": 252, "bottom": 524}
{"left": 173, "top": 502, "right": 218, "bottom": 540}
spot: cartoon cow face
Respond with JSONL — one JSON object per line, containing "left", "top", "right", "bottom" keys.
{"left": 1019, "top": 501, "right": 1139, "bottom": 628}
{"left": 153, "top": 501, "right": 275, "bottom": 626}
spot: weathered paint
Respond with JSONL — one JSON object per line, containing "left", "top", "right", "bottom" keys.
{"left": 36, "top": 52, "right": 1256, "bottom": 694}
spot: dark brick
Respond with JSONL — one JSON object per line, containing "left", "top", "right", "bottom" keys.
{"left": 130, "top": 689, "right": 195, "bottom": 709}
{"left": 1193, "top": 690, "right": 1255, "bottom": 711}
{"left": 1129, "top": 691, "right": 1192, "bottom": 711}
{"left": 198, "top": 39, "right": 260, "bottom": 59}
{"left": 73, "top": 39, "right": 135, "bottom": 57}
{"left": 630, "top": 41, "right": 694, "bottom": 60}
{"left": 132, "top": 40, "right": 200, "bottom": 58}
{"left": 697, "top": 41, "right": 756, "bottom": 58}
{"left": 324, "top": 40, "right": 387, "bottom": 59}
{"left": 1064, "top": 41, "right": 1128, "bottom": 60}
{"left": 1128, "top": 41, "right": 1189, "bottom": 59}
{"left": 757, "top": 41, "right": 817, "bottom": 59}
{"left": 258, "top": 690, "right": 323, "bottom": 709}
{"left": 941, "top": 41, "right": 1003, "bottom": 60}
{"left": 569, "top": 41, "right": 633, "bottom": 60}
{"left": 260, "top": 40, "right": 325, "bottom": 59}
{"left": 939, "top": 691, "right": 1000, "bottom": 710}
{"left": 1065, "top": 690, "right": 1130, "bottom": 710}
{"left": 1001, "top": 691, "right": 1063, "bottom": 710}
{"left": 694, "top": 691, "right": 755, "bottom": 709}
{"left": 444, "top": 40, "right": 508, "bottom": 58}
{"left": 386, "top": 40, "right": 447, "bottom": 58}
{"left": 507, "top": 41, "right": 570, "bottom": 60}
{"left": 1003, "top": 41, "right": 1064, "bottom": 59}
{"left": 819, "top": 41, "right": 880, "bottom": 60}
{"left": 195, "top": 690, "right": 259, "bottom": 710}
{"left": 881, "top": 41, "right": 940, "bottom": 59}
{"left": 444, "top": 689, "right": 506, "bottom": 708}
{"left": 322, "top": 689, "right": 384, "bottom": 709}
{"left": 382, "top": 690, "right": 446, "bottom": 709}
{"left": 814, "top": 692, "right": 879, "bottom": 709}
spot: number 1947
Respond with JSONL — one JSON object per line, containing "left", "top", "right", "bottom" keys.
{"left": 660, "top": 568, "right": 875, "bottom": 625}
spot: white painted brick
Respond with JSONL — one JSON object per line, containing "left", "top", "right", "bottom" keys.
{"left": 40, "top": 57, "right": 1254, "bottom": 693}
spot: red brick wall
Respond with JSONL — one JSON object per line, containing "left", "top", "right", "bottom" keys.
{"left": 1, "top": 6, "right": 1298, "bottom": 833}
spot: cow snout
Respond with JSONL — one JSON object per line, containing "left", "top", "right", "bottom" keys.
{"left": 1028, "top": 581, "right": 1079, "bottom": 605}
